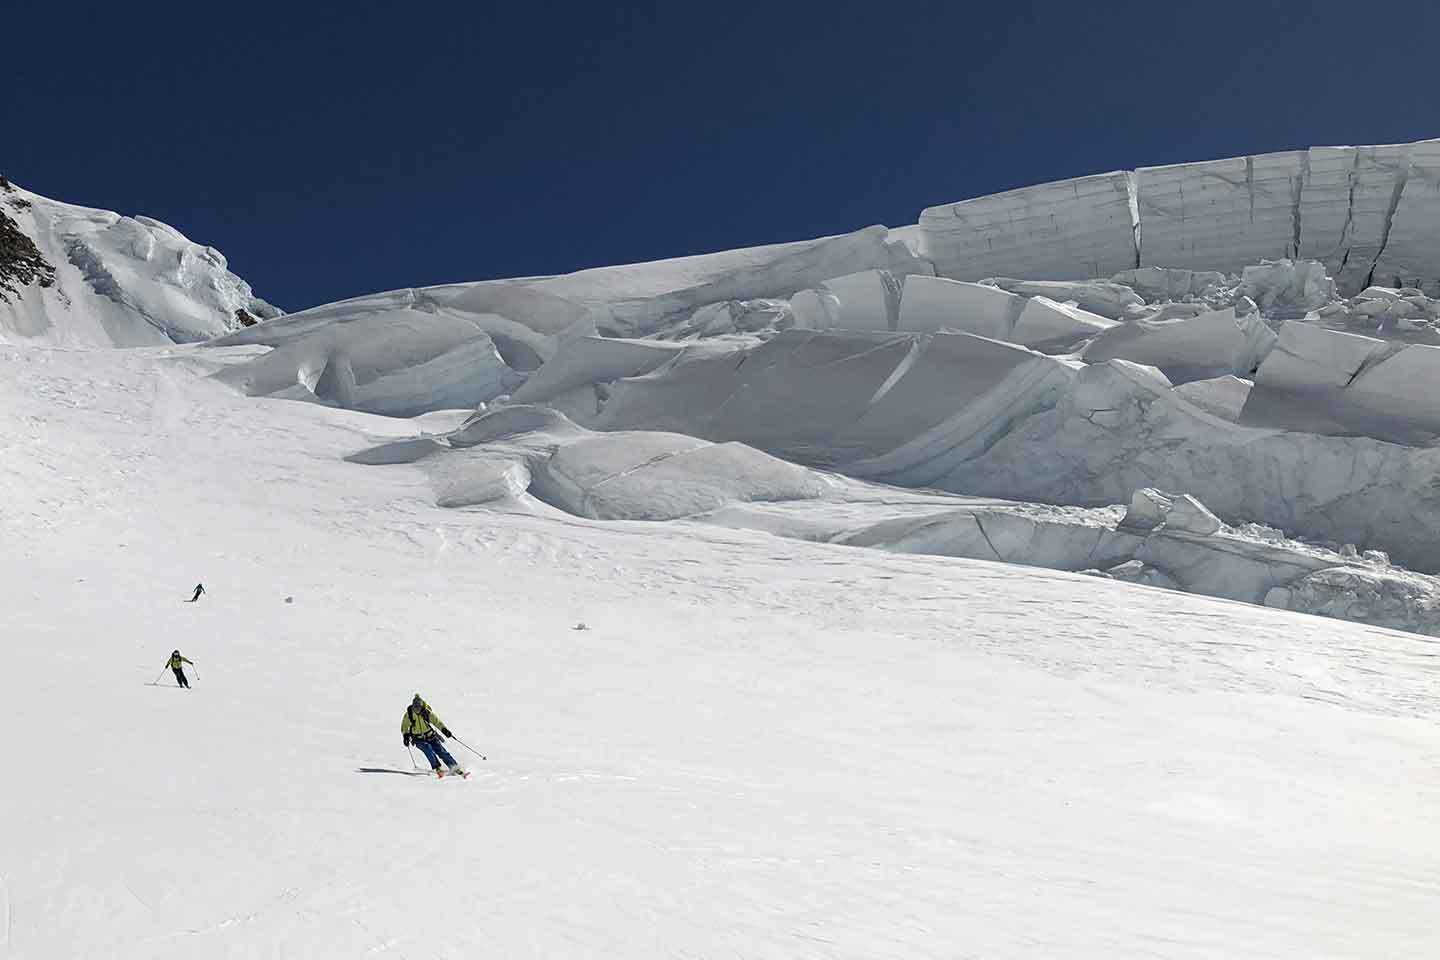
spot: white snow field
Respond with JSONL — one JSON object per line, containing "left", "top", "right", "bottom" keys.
{"left": 4, "top": 146, "right": 1440, "bottom": 955}
{"left": 4, "top": 338, "right": 1440, "bottom": 959}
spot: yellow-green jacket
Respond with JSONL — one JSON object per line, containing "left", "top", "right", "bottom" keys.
{"left": 402, "top": 699, "right": 446, "bottom": 740}
{"left": 167, "top": 653, "right": 193, "bottom": 670}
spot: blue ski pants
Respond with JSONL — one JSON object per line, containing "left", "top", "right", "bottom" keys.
{"left": 414, "top": 737, "right": 458, "bottom": 770}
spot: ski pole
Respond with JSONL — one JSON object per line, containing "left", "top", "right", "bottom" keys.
{"left": 451, "top": 736, "right": 487, "bottom": 762}
{"left": 153, "top": 668, "right": 167, "bottom": 684}
{"left": 406, "top": 744, "right": 419, "bottom": 770}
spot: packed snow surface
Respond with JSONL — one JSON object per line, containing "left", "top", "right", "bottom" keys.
{"left": 5, "top": 341, "right": 1440, "bottom": 959}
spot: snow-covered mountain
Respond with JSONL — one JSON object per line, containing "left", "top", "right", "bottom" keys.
{"left": 0, "top": 176, "right": 280, "bottom": 346}
{"left": 5, "top": 143, "right": 1440, "bottom": 957}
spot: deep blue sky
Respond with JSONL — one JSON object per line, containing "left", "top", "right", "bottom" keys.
{"left": 7, "top": 1, "right": 1437, "bottom": 311}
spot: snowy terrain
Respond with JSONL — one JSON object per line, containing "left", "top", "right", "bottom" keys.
{"left": 5, "top": 336, "right": 1440, "bottom": 959}
{"left": 4, "top": 143, "right": 1440, "bottom": 956}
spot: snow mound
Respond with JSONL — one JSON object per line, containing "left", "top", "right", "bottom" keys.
{"left": 352, "top": 405, "right": 833, "bottom": 520}
{"left": 210, "top": 296, "right": 525, "bottom": 418}
{"left": 534, "top": 433, "right": 833, "bottom": 520}
{"left": 1081, "top": 306, "right": 1275, "bottom": 383}
{"left": 0, "top": 180, "right": 278, "bottom": 346}
{"left": 1270, "top": 565, "right": 1440, "bottom": 636}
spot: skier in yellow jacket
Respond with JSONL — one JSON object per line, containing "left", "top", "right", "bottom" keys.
{"left": 402, "top": 694, "right": 467, "bottom": 778}
{"left": 166, "top": 650, "right": 194, "bottom": 688}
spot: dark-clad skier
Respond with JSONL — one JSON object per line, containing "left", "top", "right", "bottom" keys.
{"left": 185, "top": 583, "right": 205, "bottom": 603}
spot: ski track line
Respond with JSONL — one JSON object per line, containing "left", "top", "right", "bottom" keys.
{"left": 1, "top": 872, "right": 11, "bottom": 949}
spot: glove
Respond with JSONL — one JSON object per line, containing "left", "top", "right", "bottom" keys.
{"left": 441, "top": 727, "right": 453, "bottom": 739}
{"left": 403, "top": 733, "right": 412, "bottom": 747}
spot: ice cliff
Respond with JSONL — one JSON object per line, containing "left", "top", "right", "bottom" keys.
{"left": 921, "top": 138, "right": 1440, "bottom": 296}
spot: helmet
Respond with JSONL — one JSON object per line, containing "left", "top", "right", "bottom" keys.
{"left": 173, "top": 650, "right": 180, "bottom": 655}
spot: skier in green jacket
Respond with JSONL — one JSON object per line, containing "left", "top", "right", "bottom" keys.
{"left": 402, "top": 694, "right": 466, "bottom": 778}
{"left": 166, "top": 650, "right": 194, "bottom": 688}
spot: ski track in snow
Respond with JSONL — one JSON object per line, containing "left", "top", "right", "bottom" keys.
{"left": 2, "top": 343, "right": 1439, "bottom": 958}
{"left": 1, "top": 873, "right": 12, "bottom": 951}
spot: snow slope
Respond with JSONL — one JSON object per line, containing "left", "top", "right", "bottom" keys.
{"left": 4, "top": 339, "right": 1440, "bottom": 959}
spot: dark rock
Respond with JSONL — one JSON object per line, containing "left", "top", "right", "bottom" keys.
{"left": 0, "top": 208, "right": 56, "bottom": 301}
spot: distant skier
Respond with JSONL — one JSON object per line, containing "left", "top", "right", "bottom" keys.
{"left": 185, "top": 583, "right": 205, "bottom": 603}
{"left": 166, "top": 650, "right": 194, "bottom": 688}
{"left": 402, "top": 694, "right": 467, "bottom": 778}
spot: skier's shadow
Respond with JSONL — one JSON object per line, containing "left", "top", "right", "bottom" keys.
{"left": 356, "top": 767, "right": 429, "bottom": 777}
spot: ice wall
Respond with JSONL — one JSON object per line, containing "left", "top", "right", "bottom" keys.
{"left": 1297, "top": 144, "right": 1410, "bottom": 292}
{"left": 918, "top": 172, "right": 1137, "bottom": 282}
{"left": 918, "top": 137, "right": 1440, "bottom": 296}
{"left": 1370, "top": 140, "right": 1440, "bottom": 294}
{"left": 1134, "top": 151, "right": 1304, "bottom": 272}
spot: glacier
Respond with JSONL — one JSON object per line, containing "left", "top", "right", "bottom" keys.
{"left": 7, "top": 140, "right": 1440, "bottom": 638}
